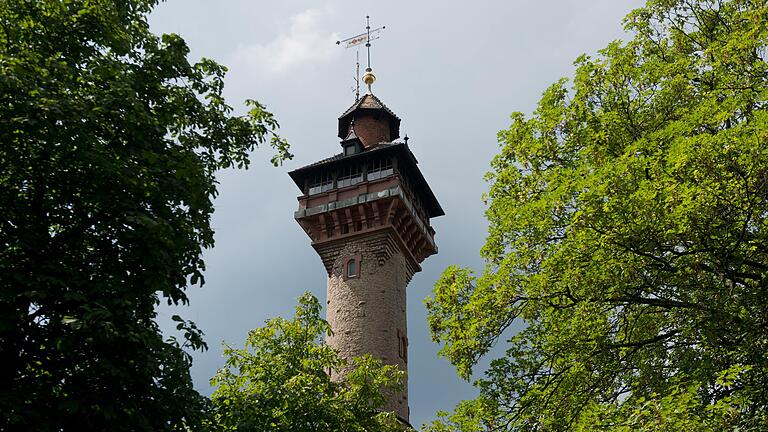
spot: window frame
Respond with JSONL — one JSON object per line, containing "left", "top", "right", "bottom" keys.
{"left": 337, "top": 165, "right": 363, "bottom": 189}
{"left": 308, "top": 171, "right": 334, "bottom": 195}
{"left": 342, "top": 254, "right": 362, "bottom": 280}
{"left": 366, "top": 157, "right": 393, "bottom": 181}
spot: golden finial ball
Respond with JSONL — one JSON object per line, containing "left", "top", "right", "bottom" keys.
{"left": 363, "top": 70, "right": 376, "bottom": 86}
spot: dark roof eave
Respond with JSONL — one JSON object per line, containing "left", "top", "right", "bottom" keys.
{"left": 288, "top": 143, "right": 398, "bottom": 188}
{"left": 398, "top": 147, "right": 445, "bottom": 217}
{"left": 288, "top": 142, "right": 445, "bottom": 218}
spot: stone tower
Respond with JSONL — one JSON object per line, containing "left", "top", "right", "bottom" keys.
{"left": 289, "top": 91, "right": 443, "bottom": 425}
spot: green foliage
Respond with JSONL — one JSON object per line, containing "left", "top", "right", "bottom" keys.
{"left": 425, "top": 0, "right": 768, "bottom": 430}
{"left": 0, "top": 0, "right": 290, "bottom": 430}
{"left": 208, "top": 292, "right": 407, "bottom": 432}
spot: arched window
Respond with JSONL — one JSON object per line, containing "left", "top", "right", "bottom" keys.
{"left": 343, "top": 255, "right": 361, "bottom": 280}
{"left": 346, "top": 259, "right": 357, "bottom": 278}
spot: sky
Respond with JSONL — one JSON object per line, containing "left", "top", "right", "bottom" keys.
{"left": 149, "top": 1, "right": 644, "bottom": 428}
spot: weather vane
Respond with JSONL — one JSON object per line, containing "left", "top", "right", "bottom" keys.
{"left": 336, "top": 16, "right": 385, "bottom": 100}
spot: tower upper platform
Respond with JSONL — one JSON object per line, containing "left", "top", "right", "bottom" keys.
{"left": 289, "top": 93, "right": 443, "bottom": 274}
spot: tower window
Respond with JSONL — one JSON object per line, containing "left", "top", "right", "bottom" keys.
{"left": 337, "top": 165, "right": 363, "bottom": 188}
{"left": 308, "top": 171, "right": 334, "bottom": 195}
{"left": 344, "top": 142, "right": 362, "bottom": 156}
{"left": 367, "top": 158, "right": 393, "bottom": 181}
{"left": 342, "top": 255, "right": 362, "bottom": 280}
{"left": 397, "top": 329, "right": 408, "bottom": 362}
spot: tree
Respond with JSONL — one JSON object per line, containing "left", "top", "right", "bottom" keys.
{"left": 208, "top": 292, "right": 406, "bottom": 432}
{"left": 0, "top": 1, "right": 291, "bottom": 430}
{"left": 425, "top": 0, "right": 768, "bottom": 430}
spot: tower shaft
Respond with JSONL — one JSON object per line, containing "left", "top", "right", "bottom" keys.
{"left": 319, "top": 231, "right": 413, "bottom": 419}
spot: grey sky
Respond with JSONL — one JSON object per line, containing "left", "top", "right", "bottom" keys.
{"left": 149, "top": 1, "right": 644, "bottom": 428}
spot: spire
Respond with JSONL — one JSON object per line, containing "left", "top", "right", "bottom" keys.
{"left": 362, "top": 16, "right": 376, "bottom": 93}
{"left": 336, "top": 16, "right": 385, "bottom": 96}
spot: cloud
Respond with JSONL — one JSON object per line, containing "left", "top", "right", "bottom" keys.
{"left": 231, "top": 7, "right": 339, "bottom": 76}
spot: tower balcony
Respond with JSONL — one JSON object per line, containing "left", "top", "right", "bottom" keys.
{"left": 294, "top": 178, "right": 436, "bottom": 273}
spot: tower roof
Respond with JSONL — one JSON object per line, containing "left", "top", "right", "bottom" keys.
{"left": 338, "top": 93, "right": 401, "bottom": 140}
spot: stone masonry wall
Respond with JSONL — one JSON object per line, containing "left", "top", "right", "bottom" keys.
{"left": 319, "top": 231, "right": 414, "bottom": 423}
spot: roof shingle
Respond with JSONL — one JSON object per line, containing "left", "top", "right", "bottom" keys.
{"left": 339, "top": 93, "right": 400, "bottom": 120}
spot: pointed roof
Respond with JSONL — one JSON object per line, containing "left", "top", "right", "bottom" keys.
{"left": 338, "top": 93, "right": 401, "bottom": 140}
{"left": 341, "top": 119, "right": 360, "bottom": 143}
{"left": 339, "top": 93, "right": 399, "bottom": 118}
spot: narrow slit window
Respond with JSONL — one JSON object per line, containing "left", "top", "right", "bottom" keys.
{"left": 403, "top": 335, "right": 408, "bottom": 362}
{"left": 346, "top": 259, "right": 357, "bottom": 278}
{"left": 401, "top": 335, "right": 408, "bottom": 361}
